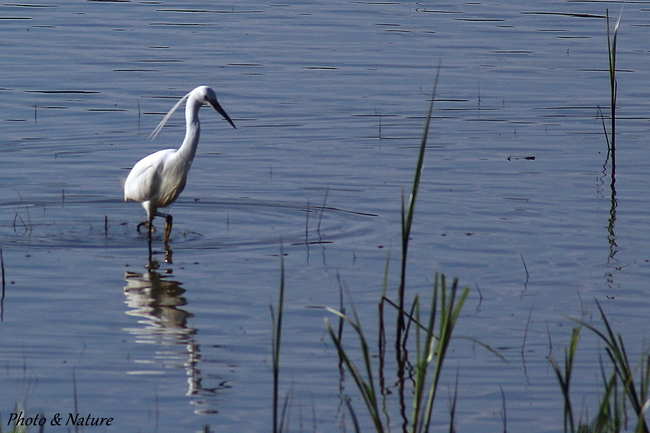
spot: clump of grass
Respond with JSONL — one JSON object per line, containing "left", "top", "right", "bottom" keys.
{"left": 310, "top": 66, "right": 493, "bottom": 432}
{"left": 549, "top": 300, "right": 650, "bottom": 433}
{"left": 268, "top": 66, "right": 474, "bottom": 433}
{"left": 322, "top": 273, "right": 470, "bottom": 433}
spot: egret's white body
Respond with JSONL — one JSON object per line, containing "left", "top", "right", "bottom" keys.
{"left": 124, "top": 85, "right": 236, "bottom": 244}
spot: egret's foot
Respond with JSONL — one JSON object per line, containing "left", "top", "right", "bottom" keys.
{"left": 137, "top": 221, "right": 157, "bottom": 233}
{"left": 164, "top": 246, "right": 173, "bottom": 264}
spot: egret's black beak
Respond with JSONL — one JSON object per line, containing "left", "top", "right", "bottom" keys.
{"left": 209, "top": 99, "right": 236, "bottom": 129}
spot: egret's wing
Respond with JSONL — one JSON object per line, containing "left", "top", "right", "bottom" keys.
{"left": 149, "top": 91, "right": 191, "bottom": 141}
{"left": 123, "top": 149, "right": 175, "bottom": 203}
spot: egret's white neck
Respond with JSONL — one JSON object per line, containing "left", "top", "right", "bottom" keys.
{"left": 177, "top": 96, "right": 202, "bottom": 162}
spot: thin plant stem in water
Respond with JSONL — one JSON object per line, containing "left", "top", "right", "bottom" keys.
{"left": 396, "top": 66, "right": 441, "bottom": 346}
{"left": 605, "top": 7, "right": 622, "bottom": 157}
{"left": 1, "top": 247, "right": 5, "bottom": 322}
{"left": 271, "top": 244, "right": 286, "bottom": 433}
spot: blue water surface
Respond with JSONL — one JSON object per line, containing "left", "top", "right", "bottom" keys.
{"left": 1, "top": 1, "right": 650, "bottom": 432}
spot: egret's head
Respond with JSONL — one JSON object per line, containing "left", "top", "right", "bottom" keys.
{"left": 194, "top": 86, "right": 236, "bottom": 129}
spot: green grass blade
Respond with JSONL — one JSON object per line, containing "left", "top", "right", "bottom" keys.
{"left": 397, "top": 64, "right": 441, "bottom": 339}
{"left": 419, "top": 277, "right": 469, "bottom": 433}
{"left": 549, "top": 326, "right": 581, "bottom": 433}
{"left": 324, "top": 315, "right": 385, "bottom": 433}
{"left": 344, "top": 395, "right": 362, "bottom": 433}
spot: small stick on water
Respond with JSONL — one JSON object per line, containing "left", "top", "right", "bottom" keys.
{"left": 305, "top": 199, "right": 310, "bottom": 264}
{"left": 520, "top": 253, "right": 529, "bottom": 293}
{"left": 1, "top": 247, "right": 5, "bottom": 290}
{"left": 521, "top": 307, "right": 533, "bottom": 366}
{"left": 137, "top": 100, "right": 141, "bottom": 130}
{"left": 13, "top": 212, "right": 28, "bottom": 233}
{"left": 271, "top": 242, "right": 286, "bottom": 433}
{"left": 1, "top": 247, "right": 5, "bottom": 322}
{"left": 25, "top": 206, "right": 32, "bottom": 233}
{"left": 72, "top": 367, "right": 79, "bottom": 433}
{"left": 104, "top": 215, "right": 109, "bottom": 237}
{"left": 500, "top": 387, "right": 507, "bottom": 433}
{"left": 316, "top": 187, "right": 329, "bottom": 240}
{"left": 305, "top": 198, "right": 310, "bottom": 245}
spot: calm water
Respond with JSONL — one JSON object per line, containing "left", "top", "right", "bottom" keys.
{"left": 1, "top": 1, "right": 650, "bottom": 432}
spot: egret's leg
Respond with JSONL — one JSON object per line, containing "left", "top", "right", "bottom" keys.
{"left": 163, "top": 215, "right": 173, "bottom": 245}
{"left": 146, "top": 215, "right": 154, "bottom": 268}
{"left": 147, "top": 216, "right": 154, "bottom": 244}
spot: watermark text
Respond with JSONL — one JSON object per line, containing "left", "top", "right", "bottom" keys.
{"left": 7, "top": 411, "right": 114, "bottom": 427}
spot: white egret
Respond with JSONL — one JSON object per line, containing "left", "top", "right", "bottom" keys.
{"left": 124, "top": 85, "right": 236, "bottom": 246}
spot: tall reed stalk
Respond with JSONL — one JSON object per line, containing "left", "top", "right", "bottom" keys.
{"left": 396, "top": 65, "right": 440, "bottom": 347}
{"left": 605, "top": 8, "right": 622, "bottom": 157}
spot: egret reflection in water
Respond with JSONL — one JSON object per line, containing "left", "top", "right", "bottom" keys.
{"left": 123, "top": 270, "right": 231, "bottom": 413}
